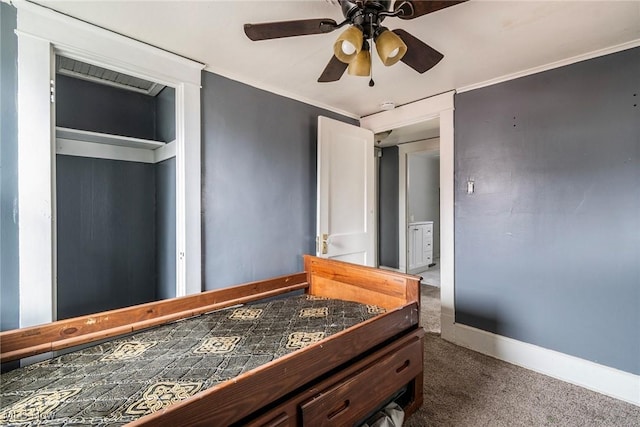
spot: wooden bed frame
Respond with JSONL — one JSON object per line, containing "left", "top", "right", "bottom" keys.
{"left": 1, "top": 256, "right": 424, "bottom": 426}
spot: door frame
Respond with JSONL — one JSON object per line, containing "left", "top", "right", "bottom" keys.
{"left": 15, "top": 2, "right": 204, "bottom": 327}
{"left": 360, "top": 91, "right": 455, "bottom": 341}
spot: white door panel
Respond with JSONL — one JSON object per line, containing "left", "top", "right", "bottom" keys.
{"left": 317, "top": 116, "right": 375, "bottom": 266}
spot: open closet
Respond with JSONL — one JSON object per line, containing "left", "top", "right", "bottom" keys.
{"left": 54, "top": 56, "right": 177, "bottom": 319}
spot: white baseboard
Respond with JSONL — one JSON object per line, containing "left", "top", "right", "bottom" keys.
{"left": 446, "top": 323, "right": 640, "bottom": 406}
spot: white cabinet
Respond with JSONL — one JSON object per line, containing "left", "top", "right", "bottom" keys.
{"left": 408, "top": 221, "right": 433, "bottom": 273}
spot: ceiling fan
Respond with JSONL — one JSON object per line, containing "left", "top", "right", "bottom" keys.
{"left": 244, "top": 0, "right": 467, "bottom": 85}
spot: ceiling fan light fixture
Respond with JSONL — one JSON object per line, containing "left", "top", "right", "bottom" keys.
{"left": 375, "top": 29, "right": 407, "bottom": 66}
{"left": 347, "top": 49, "right": 371, "bottom": 77}
{"left": 333, "top": 26, "right": 363, "bottom": 63}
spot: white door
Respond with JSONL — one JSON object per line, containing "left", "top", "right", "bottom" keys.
{"left": 317, "top": 116, "right": 375, "bottom": 266}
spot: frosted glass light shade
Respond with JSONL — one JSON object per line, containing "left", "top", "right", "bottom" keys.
{"left": 375, "top": 29, "right": 407, "bottom": 66}
{"left": 333, "top": 26, "right": 364, "bottom": 64}
{"left": 347, "top": 50, "right": 371, "bottom": 76}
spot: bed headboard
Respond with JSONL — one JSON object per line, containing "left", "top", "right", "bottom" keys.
{"left": 303, "top": 255, "right": 421, "bottom": 310}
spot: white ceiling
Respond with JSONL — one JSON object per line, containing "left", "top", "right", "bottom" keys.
{"left": 36, "top": 1, "right": 640, "bottom": 118}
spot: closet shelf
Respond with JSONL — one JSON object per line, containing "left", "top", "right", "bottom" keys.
{"left": 56, "top": 127, "right": 165, "bottom": 150}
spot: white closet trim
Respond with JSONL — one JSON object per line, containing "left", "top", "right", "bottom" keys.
{"left": 15, "top": 0, "right": 203, "bottom": 328}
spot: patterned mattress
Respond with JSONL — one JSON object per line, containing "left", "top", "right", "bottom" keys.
{"left": 0, "top": 294, "right": 385, "bottom": 426}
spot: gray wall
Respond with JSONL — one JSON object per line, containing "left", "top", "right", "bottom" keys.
{"left": 379, "top": 146, "right": 399, "bottom": 268}
{"left": 155, "top": 87, "right": 176, "bottom": 143}
{"left": 201, "top": 71, "right": 358, "bottom": 289}
{"left": 408, "top": 153, "right": 440, "bottom": 257}
{"left": 56, "top": 156, "right": 157, "bottom": 319}
{"left": 454, "top": 47, "right": 640, "bottom": 375}
{"left": 56, "top": 74, "right": 157, "bottom": 140}
{"left": 0, "top": 2, "right": 19, "bottom": 331}
{"left": 56, "top": 73, "right": 175, "bottom": 142}
{"left": 156, "top": 157, "right": 176, "bottom": 300}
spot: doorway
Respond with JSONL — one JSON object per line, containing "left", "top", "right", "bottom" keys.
{"left": 376, "top": 121, "right": 441, "bottom": 332}
{"left": 376, "top": 120, "right": 440, "bottom": 274}
{"left": 362, "top": 91, "right": 455, "bottom": 339}
{"left": 407, "top": 149, "right": 440, "bottom": 280}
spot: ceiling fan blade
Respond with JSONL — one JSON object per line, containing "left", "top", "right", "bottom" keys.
{"left": 394, "top": 0, "right": 468, "bottom": 20}
{"left": 393, "top": 29, "right": 444, "bottom": 73}
{"left": 244, "top": 19, "right": 337, "bottom": 41}
{"left": 318, "top": 55, "right": 348, "bottom": 83}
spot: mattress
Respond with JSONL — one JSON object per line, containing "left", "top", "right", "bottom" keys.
{"left": 0, "top": 294, "right": 385, "bottom": 426}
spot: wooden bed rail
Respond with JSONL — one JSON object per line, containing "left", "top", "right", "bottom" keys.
{"left": 1, "top": 257, "right": 420, "bottom": 364}
{"left": 0, "top": 273, "right": 308, "bottom": 363}
{"left": 303, "top": 255, "right": 421, "bottom": 310}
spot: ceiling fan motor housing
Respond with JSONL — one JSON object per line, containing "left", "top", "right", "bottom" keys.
{"left": 340, "top": 0, "right": 391, "bottom": 37}
{"left": 340, "top": 0, "right": 391, "bottom": 14}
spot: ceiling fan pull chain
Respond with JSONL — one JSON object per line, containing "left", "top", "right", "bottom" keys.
{"left": 369, "top": 62, "right": 374, "bottom": 87}
{"left": 369, "top": 13, "right": 375, "bottom": 87}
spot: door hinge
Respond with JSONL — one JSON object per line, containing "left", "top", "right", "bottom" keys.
{"left": 50, "top": 80, "right": 55, "bottom": 103}
{"left": 316, "top": 234, "right": 329, "bottom": 255}
{"left": 321, "top": 233, "right": 328, "bottom": 255}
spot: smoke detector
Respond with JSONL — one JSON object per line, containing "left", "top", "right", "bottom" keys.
{"left": 380, "top": 101, "right": 396, "bottom": 111}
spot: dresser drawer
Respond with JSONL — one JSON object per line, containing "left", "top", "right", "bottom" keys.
{"left": 425, "top": 252, "right": 433, "bottom": 264}
{"left": 252, "top": 412, "right": 290, "bottom": 427}
{"left": 300, "top": 336, "right": 422, "bottom": 426}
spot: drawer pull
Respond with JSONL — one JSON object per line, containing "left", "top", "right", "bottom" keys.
{"left": 327, "top": 400, "right": 350, "bottom": 420}
{"left": 396, "top": 360, "right": 411, "bottom": 374}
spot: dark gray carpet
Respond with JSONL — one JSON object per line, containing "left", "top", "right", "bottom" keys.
{"left": 406, "top": 285, "right": 640, "bottom": 426}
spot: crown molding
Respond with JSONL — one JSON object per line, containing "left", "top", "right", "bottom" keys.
{"left": 458, "top": 39, "right": 640, "bottom": 94}
{"left": 203, "top": 65, "right": 359, "bottom": 120}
